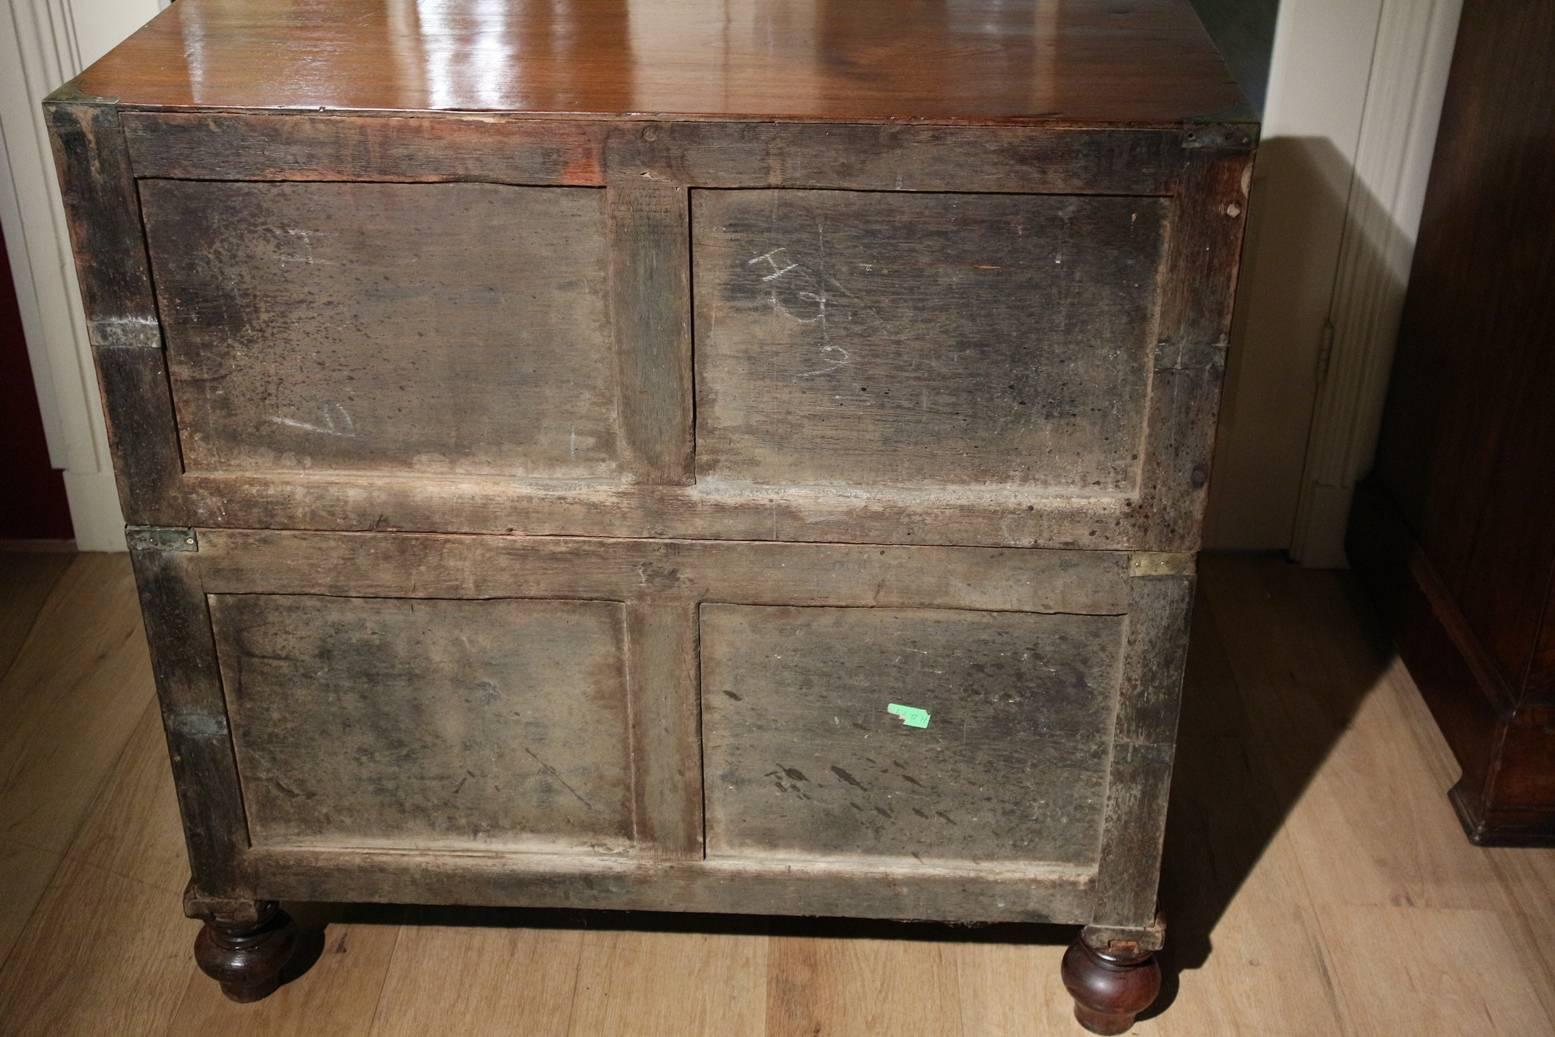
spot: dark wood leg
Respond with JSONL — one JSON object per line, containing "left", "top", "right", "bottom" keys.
{"left": 193, "top": 900, "right": 298, "bottom": 1003}
{"left": 1061, "top": 926, "right": 1162, "bottom": 1035}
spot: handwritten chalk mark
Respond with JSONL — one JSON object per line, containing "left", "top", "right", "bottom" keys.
{"left": 268, "top": 401, "right": 356, "bottom": 438}
{"left": 747, "top": 238, "right": 882, "bottom": 380}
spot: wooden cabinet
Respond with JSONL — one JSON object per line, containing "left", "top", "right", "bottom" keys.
{"left": 1349, "top": 0, "right": 1555, "bottom": 846}
{"left": 46, "top": 0, "right": 1254, "bottom": 1029}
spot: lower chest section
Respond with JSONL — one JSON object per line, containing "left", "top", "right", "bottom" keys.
{"left": 143, "top": 529, "right": 1192, "bottom": 923}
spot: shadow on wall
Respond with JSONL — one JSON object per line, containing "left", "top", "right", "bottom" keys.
{"left": 1190, "top": 0, "right": 1278, "bottom": 112}
{"left": 1207, "top": 133, "right": 1415, "bottom": 561}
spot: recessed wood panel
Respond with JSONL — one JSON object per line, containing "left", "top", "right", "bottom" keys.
{"left": 210, "top": 594, "right": 633, "bottom": 852}
{"left": 140, "top": 180, "right": 616, "bottom": 478}
{"left": 692, "top": 189, "right": 1168, "bottom": 491}
{"left": 700, "top": 604, "right": 1122, "bottom": 867}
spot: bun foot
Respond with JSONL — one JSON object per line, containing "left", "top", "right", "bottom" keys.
{"left": 1061, "top": 930, "right": 1162, "bottom": 1035}
{"left": 193, "top": 900, "right": 298, "bottom": 1003}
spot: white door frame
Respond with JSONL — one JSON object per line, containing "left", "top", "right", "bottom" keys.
{"left": 1288, "top": 0, "right": 1464, "bottom": 566}
{"left": 1204, "top": 0, "right": 1462, "bottom": 561}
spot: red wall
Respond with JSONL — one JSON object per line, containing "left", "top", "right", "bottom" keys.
{"left": 0, "top": 241, "right": 74, "bottom": 541}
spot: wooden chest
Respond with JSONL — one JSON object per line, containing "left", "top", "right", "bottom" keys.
{"left": 46, "top": 1, "right": 1254, "bottom": 1029}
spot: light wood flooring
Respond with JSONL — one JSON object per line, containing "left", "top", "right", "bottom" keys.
{"left": 0, "top": 551, "right": 1550, "bottom": 1035}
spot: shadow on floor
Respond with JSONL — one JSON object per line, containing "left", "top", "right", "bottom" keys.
{"left": 1145, "top": 560, "right": 1398, "bottom": 1018}
{"left": 289, "top": 898, "right": 1072, "bottom": 948}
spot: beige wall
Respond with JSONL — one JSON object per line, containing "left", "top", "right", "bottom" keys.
{"left": 1197, "top": 0, "right": 1460, "bottom": 560}
{"left": 1198, "top": 0, "right": 1385, "bottom": 551}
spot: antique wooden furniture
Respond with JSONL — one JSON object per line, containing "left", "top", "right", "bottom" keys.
{"left": 1350, "top": 0, "right": 1555, "bottom": 846}
{"left": 47, "top": 0, "right": 1254, "bottom": 1029}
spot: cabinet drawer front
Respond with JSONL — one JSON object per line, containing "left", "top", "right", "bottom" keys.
{"left": 134, "top": 527, "right": 1189, "bottom": 920}
{"left": 693, "top": 189, "right": 1169, "bottom": 492}
{"left": 701, "top": 605, "right": 1121, "bottom": 867}
{"left": 209, "top": 594, "right": 633, "bottom": 852}
{"left": 70, "top": 116, "right": 1249, "bottom": 550}
{"left": 140, "top": 179, "right": 618, "bottom": 478}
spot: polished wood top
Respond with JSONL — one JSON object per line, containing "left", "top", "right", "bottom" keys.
{"left": 64, "top": 0, "right": 1249, "bottom": 126}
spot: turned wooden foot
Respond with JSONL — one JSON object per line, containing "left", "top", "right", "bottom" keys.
{"left": 1061, "top": 929, "right": 1162, "bottom": 1035}
{"left": 193, "top": 900, "right": 298, "bottom": 1003}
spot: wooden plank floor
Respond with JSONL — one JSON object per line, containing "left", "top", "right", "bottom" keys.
{"left": 0, "top": 551, "right": 1550, "bottom": 1035}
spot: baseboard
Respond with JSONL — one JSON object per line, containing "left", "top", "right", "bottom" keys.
{"left": 62, "top": 469, "right": 126, "bottom": 551}
{"left": 0, "top": 539, "right": 77, "bottom": 552}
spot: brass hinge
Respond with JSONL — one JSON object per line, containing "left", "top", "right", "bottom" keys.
{"left": 1130, "top": 552, "right": 1196, "bottom": 577}
{"left": 126, "top": 526, "right": 197, "bottom": 552}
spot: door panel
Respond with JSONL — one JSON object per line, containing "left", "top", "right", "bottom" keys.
{"left": 700, "top": 603, "right": 1122, "bottom": 868}
{"left": 210, "top": 593, "right": 634, "bottom": 852}
{"left": 692, "top": 189, "right": 1169, "bottom": 491}
{"left": 140, "top": 180, "right": 617, "bottom": 479}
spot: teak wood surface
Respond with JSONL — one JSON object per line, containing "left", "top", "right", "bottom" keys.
{"left": 61, "top": 0, "right": 1249, "bottom": 125}
{"left": 44, "top": 0, "right": 1256, "bottom": 1025}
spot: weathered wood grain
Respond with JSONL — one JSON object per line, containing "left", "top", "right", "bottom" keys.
{"left": 247, "top": 847, "right": 1095, "bottom": 925}
{"left": 693, "top": 189, "right": 1168, "bottom": 491}
{"left": 625, "top": 600, "right": 703, "bottom": 857}
{"left": 43, "top": 103, "right": 158, "bottom": 347}
{"left": 139, "top": 179, "right": 618, "bottom": 480}
{"left": 1138, "top": 148, "right": 1254, "bottom": 548}
{"left": 174, "top": 471, "right": 1145, "bottom": 549}
{"left": 126, "top": 532, "right": 251, "bottom": 897}
{"left": 73, "top": 118, "right": 1252, "bottom": 551}
{"left": 121, "top": 114, "right": 1193, "bottom": 195}
{"left": 1090, "top": 572, "right": 1195, "bottom": 928}
{"left": 178, "top": 529, "right": 1137, "bottom": 919}
{"left": 44, "top": 101, "right": 181, "bottom": 523}
{"left": 209, "top": 594, "right": 634, "bottom": 853}
{"left": 606, "top": 171, "right": 693, "bottom": 484}
{"left": 192, "top": 529, "right": 1131, "bottom": 616}
{"left": 700, "top": 605, "right": 1123, "bottom": 867}
{"left": 122, "top": 111, "right": 606, "bottom": 184}
{"left": 614, "top": 122, "right": 1182, "bottom": 194}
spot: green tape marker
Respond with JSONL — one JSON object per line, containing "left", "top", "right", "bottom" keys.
{"left": 887, "top": 703, "right": 931, "bottom": 729}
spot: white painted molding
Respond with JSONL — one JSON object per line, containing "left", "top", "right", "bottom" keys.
{"left": 1290, "top": 0, "right": 1464, "bottom": 567}
{"left": 0, "top": 0, "right": 164, "bottom": 550}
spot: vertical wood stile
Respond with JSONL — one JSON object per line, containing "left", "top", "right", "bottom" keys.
{"left": 1139, "top": 137, "right": 1257, "bottom": 550}
{"left": 606, "top": 127, "right": 695, "bottom": 486}
{"left": 1090, "top": 562, "right": 1196, "bottom": 928}
{"left": 127, "top": 529, "right": 253, "bottom": 899}
{"left": 44, "top": 99, "right": 182, "bottom": 524}
{"left": 625, "top": 598, "right": 705, "bottom": 858}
